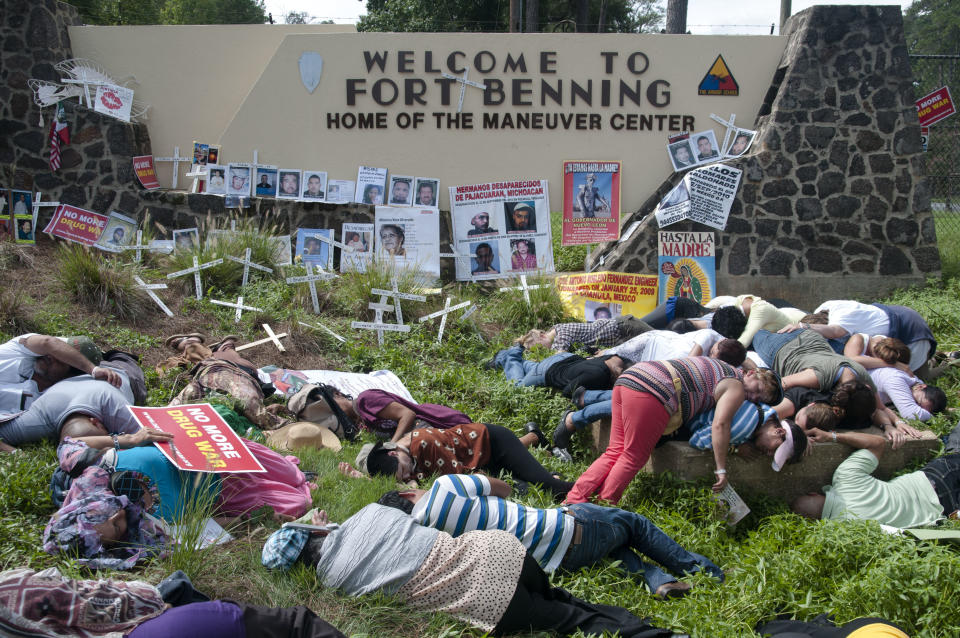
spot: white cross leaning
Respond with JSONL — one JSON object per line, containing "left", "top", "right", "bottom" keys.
{"left": 227, "top": 248, "right": 274, "bottom": 287}
{"left": 439, "top": 243, "right": 477, "bottom": 270}
{"left": 185, "top": 164, "right": 207, "bottom": 194}
{"left": 32, "top": 192, "right": 60, "bottom": 227}
{"left": 235, "top": 323, "right": 288, "bottom": 353}
{"left": 307, "top": 231, "right": 355, "bottom": 254}
{"left": 298, "top": 320, "right": 347, "bottom": 344}
{"left": 286, "top": 263, "right": 338, "bottom": 314}
{"left": 440, "top": 69, "right": 486, "bottom": 113}
{"left": 154, "top": 146, "right": 192, "bottom": 190}
{"left": 133, "top": 276, "right": 173, "bottom": 317}
{"left": 167, "top": 255, "right": 224, "bottom": 300}
{"left": 352, "top": 294, "right": 408, "bottom": 346}
{"left": 419, "top": 297, "right": 472, "bottom": 343}
{"left": 499, "top": 274, "right": 548, "bottom": 304}
{"left": 710, "top": 112, "right": 738, "bottom": 155}
{"left": 371, "top": 278, "right": 426, "bottom": 326}
{"left": 210, "top": 295, "right": 263, "bottom": 323}
{"left": 121, "top": 230, "right": 151, "bottom": 263}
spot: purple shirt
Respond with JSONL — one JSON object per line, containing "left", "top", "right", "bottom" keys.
{"left": 354, "top": 390, "right": 472, "bottom": 435}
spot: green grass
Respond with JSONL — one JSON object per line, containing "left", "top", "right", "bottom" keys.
{"left": 4, "top": 245, "right": 960, "bottom": 637}
{"left": 933, "top": 210, "right": 960, "bottom": 279}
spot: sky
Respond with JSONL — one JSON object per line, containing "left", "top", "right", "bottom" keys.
{"left": 262, "top": 0, "right": 915, "bottom": 34}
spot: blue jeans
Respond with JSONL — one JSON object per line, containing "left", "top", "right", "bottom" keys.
{"left": 570, "top": 390, "right": 613, "bottom": 429}
{"left": 922, "top": 452, "right": 960, "bottom": 516}
{"left": 494, "top": 346, "right": 574, "bottom": 387}
{"left": 561, "top": 503, "right": 723, "bottom": 592}
{"left": 752, "top": 329, "right": 802, "bottom": 368}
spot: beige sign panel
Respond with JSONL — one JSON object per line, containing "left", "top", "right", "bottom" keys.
{"left": 70, "top": 27, "right": 786, "bottom": 213}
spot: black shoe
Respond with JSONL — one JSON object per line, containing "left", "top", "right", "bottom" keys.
{"left": 571, "top": 385, "right": 587, "bottom": 409}
{"left": 525, "top": 422, "right": 549, "bottom": 448}
{"left": 483, "top": 355, "right": 498, "bottom": 370}
{"left": 514, "top": 480, "right": 529, "bottom": 495}
{"left": 553, "top": 410, "right": 574, "bottom": 449}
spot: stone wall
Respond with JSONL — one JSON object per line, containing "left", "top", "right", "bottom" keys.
{"left": 591, "top": 5, "right": 938, "bottom": 308}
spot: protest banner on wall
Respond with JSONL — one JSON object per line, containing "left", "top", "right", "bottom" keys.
{"left": 561, "top": 161, "right": 621, "bottom": 246}
{"left": 128, "top": 404, "right": 266, "bottom": 473}
{"left": 916, "top": 85, "right": 955, "bottom": 127}
{"left": 42, "top": 205, "right": 108, "bottom": 245}
{"left": 554, "top": 271, "right": 658, "bottom": 321}
{"left": 374, "top": 206, "right": 441, "bottom": 279}
{"left": 133, "top": 156, "right": 161, "bottom": 189}
{"left": 657, "top": 231, "right": 715, "bottom": 304}
{"left": 655, "top": 164, "right": 742, "bottom": 231}
{"left": 449, "top": 179, "right": 554, "bottom": 282}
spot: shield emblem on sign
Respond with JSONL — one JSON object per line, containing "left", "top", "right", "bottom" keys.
{"left": 299, "top": 52, "right": 323, "bottom": 94}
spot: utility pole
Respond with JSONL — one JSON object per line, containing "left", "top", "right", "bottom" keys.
{"left": 510, "top": 0, "right": 522, "bottom": 32}
{"left": 526, "top": 0, "right": 539, "bottom": 33}
{"left": 779, "top": 0, "right": 792, "bottom": 34}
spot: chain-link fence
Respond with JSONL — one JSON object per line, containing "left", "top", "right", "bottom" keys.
{"left": 909, "top": 54, "right": 960, "bottom": 276}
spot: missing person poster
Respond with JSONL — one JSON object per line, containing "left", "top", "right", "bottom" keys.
{"left": 562, "top": 161, "right": 621, "bottom": 246}
{"left": 657, "top": 231, "right": 715, "bottom": 305}
{"left": 96, "top": 211, "right": 137, "bottom": 254}
{"left": 449, "top": 179, "right": 554, "bottom": 282}
{"left": 655, "top": 164, "right": 742, "bottom": 231}
{"left": 554, "top": 271, "right": 658, "bottom": 321}
{"left": 374, "top": 206, "right": 441, "bottom": 279}
{"left": 128, "top": 404, "right": 265, "bottom": 473}
{"left": 340, "top": 222, "right": 373, "bottom": 273}
{"left": 296, "top": 228, "right": 334, "bottom": 270}
{"left": 42, "top": 204, "right": 108, "bottom": 245}
{"left": 356, "top": 166, "right": 388, "bottom": 204}
{"left": 133, "top": 155, "right": 161, "bottom": 190}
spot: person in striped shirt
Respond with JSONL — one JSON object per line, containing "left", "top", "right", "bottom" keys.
{"left": 378, "top": 473, "right": 722, "bottom": 599}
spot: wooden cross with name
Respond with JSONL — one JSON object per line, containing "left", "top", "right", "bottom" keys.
{"left": 227, "top": 247, "right": 274, "bottom": 287}
{"left": 286, "top": 262, "right": 338, "bottom": 314}
{"left": 499, "top": 274, "right": 548, "bottom": 304}
{"left": 166, "top": 255, "right": 224, "bottom": 300}
{"left": 418, "top": 297, "right": 472, "bottom": 343}
{"left": 122, "top": 230, "right": 151, "bottom": 263}
{"left": 133, "top": 276, "right": 173, "bottom": 317}
{"left": 235, "top": 323, "right": 287, "bottom": 353}
{"left": 370, "top": 278, "right": 426, "bottom": 326}
{"left": 154, "top": 146, "right": 192, "bottom": 190}
{"left": 185, "top": 164, "right": 207, "bottom": 194}
{"left": 32, "top": 192, "right": 60, "bottom": 229}
{"left": 210, "top": 295, "right": 263, "bottom": 323}
{"left": 440, "top": 69, "right": 486, "bottom": 113}
{"left": 351, "top": 293, "right": 410, "bottom": 346}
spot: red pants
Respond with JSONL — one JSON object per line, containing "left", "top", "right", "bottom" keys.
{"left": 566, "top": 387, "right": 669, "bottom": 505}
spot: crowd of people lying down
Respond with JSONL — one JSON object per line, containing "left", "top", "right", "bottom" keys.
{"left": 0, "top": 293, "right": 952, "bottom": 637}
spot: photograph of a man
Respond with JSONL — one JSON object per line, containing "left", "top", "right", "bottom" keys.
{"left": 389, "top": 177, "right": 413, "bottom": 206}
{"left": 467, "top": 211, "right": 498, "bottom": 236}
{"left": 106, "top": 226, "right": 126, "bottom": 246}
{"left": 725, "top": 129, "right": 755, "bottom": 158}
{"left": 470, "top": 242, "right": 499, "bottom": 275}
{"left": 277, "top": 170, "right": 301, "bottom": 200}
{"left": 668, "top": 141, "right": 697, "bottom": 171}
{"left": 506, "top": 202, "right": 536, "bottom": 233}
{"left": 16, "top": 218, "right": 33, "bottom": 242}
{"left": 173, "top": 228, "right": 199, "bottom": 253}
{"left": 414, "top": 179, "right": 438, "bottom": 206}
{"left": 255, "top": 167, "right": 278, "bottom": 197}
{"left": 694, "top": 131, "right": 720, "bottom": 162}
{"left": 302, "top": 172, "right": 327, "bottom": 200}
{"left": 226, "top": 165, "right": 251, "bottom": 197}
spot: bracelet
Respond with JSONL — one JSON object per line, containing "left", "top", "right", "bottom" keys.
{"left": 714, "top": 469, "right": 727, "bottom": 475}
{"left": 831, "top": 431, "right": 838, "bottom": 443}
{"left": 111, "top": 433, "right": 120, "bottom": 452}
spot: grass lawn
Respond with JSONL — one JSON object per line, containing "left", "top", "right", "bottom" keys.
{"left": 1, "top": 229, "right": 959, "bottom": 637}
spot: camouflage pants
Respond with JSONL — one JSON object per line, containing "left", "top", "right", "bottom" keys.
{"left": 169, "top": 360, "right": 290, "bottom": 430}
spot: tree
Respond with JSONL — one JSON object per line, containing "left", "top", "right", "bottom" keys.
{"left": 903, "top": 0, "right": 960, "bottom": 55}
{"left": 665, "top": 0, "right": 686, "bottom": 34}
{"left": 285, "top": 10, "right": 309, "bottom": 24}
{"left": 67, "top": 0, "right": 267, "bottom": 25}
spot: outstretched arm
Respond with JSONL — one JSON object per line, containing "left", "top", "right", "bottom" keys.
{"left": 21, "top": 335, "right": 122, "bottom": 388}
{"left": 709, "top": 379, "right": 746, "bottom": 492}
{"left": 807, "top": 427, "right": 887, "bottom": 460}
{"left": 375, "top": 402, "right": 419, "bottom": 442}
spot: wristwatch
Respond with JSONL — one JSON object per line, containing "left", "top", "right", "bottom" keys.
{"left": 111, "top": 433, "right": 121, "bottom": 452}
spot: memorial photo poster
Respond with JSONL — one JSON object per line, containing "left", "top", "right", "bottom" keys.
{"left": 723, "top": 127, "right": 756, "bottom": 158}
{"left": 133, "top": 155, "right": 161, "bottom": 190}
{"left": 667, "top": 137, "right": 698, "bottom": 172}
{"left": 296, "top": 228, "right": 334, "bottom": 270}
{"left": 193, "top": 142, "right": 210, "bottom": 165}
{"left": 388, "top": 175, "right": 414, "bottom": 206}
{"left": 340, "top": 222, "right": 373, "bottom": 273}
{"left": 449, "top": 179, "right": 554, "bottom": 282}
{"left": 43, "top": 205, "right": 108, "bottom": 246}
{"left": 0, "top": 217, "right": 10, "bottom": 243}
{"left": 277, "top": 169, "right": 302, "bottom": 200}
{"left": 226, "top": 163, "right": 252, "bottom": 197}
{"left": 655, "top": 164, "right": 743, "bottom": 231}
{"left": 691, "top": 129, "right": 721, "bottom": 163}
{"left": 9, "top": 190, "right": 31, "bottom": 218}
{"left": 207, "top": 146, "right": 220, "bottom": 164}
{"left": 95, "top": 211, "right": 137, "bottom": 253}
{"left": 356, "top": 166, "right": 388, "bottom": 204}
{"left": 561, "top": 161, "right": 621, "bottom": 246}
{"left": 657, "top": 231, "right": 715, "bottom": 305}
{"left": 205, "top": 164, "right": 227, "bottom": 195}
{"left": 205, "top": 228, "right": 233, "bottom": 250}
{"left": 255, "top": 166, "right": 278, "bottom": 197}
{"left": 374, "top": 206, "right": 441, "bottom": 280}
{"left": 413, "top": 177, "right": 439, "bottom": 207}
{"left": 327, "top": 180, "right": 354, "bottom": 204}
{"left": 269, "top": 235, "right": 293, "bottom": 266}
{"left": 173, "top": 227, "right": 200, "bottom": 253}
{"left": 14, "top": 215, "right": 34, "bottom": 245}
{"left": 554, "top": 271, "right": 659, "bottom": 320}
{"left": 301, "top": 171, "right": 327, "bottom": 201}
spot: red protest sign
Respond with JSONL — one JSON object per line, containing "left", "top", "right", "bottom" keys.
{"left": 42, "top": 204, "right": 108, "bottom": 245}
{"left": 133, "top": 155, "right": 161, "bottom": 190}
{"left": 128, "top": 404, "right": 266, "bottom": 473}
{"left": 916, "top": 86, "right": 955, "bottom": 127}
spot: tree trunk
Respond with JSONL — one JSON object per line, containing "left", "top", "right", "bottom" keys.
{"left": 576, "top": 0, "right": 588, "bottom": 32}
{"left": 526, "top": 0, "right": 539, "bottom": 32}
{"left": 510, "top": 0, "right": 522, "bottom": 32}
{"left": 665, "top": 0, "right": 687, "bottom": 34}
{"left": 779, "top": 0, "right": 792, "bottom": 34}
{"left": 597, "top": 0, "right": 606, "bottom": 32}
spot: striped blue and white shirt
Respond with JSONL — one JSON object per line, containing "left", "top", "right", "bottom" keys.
{"left": 686, "top": 400, "right": 776, "bottom": 449}
{"left": 411, "top": 474, "right": 575, "bottom": 572}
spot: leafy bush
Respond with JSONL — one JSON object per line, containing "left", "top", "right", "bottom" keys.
{"left": 55, "top": 244, "right": 153, "bottom": 322}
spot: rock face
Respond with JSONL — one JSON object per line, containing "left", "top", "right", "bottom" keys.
{"left": 590, "top": 6, "right": 938, "bottom": 308}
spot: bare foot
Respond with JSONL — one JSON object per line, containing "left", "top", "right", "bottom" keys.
{"left": 338, "top": 461, "right": 367, "bottom": 479}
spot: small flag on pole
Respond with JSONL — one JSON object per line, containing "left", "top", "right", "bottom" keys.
{"left": 48, "top": 102, "right": 69, "bottom": 171}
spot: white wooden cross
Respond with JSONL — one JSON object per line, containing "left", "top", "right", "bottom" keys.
{"left": 370, "top": 278, "right": 426, "bottom": 326}
{"left": 122, "top": 230, "right": 151, "bottom": 263}
{"left": 710, "top": 113, "right": 738, "bottom": 156}
{"left": 210, "top": 295, "right": 263, "bottom": 323}
{"left": 459, "top": 303, "right": 479, "bottom": 321}
{"left": 166, "top": 255, "right": 224, "bottom": 300}
{"left": 440, "top": 69, "right": 486, "bottom": 113}
{"left": 133, "top": 276, "right": 173, "bottom": 317}
{"left": 32, "top": 192, "right": 60, "bottom": 228}
{"left": 352, "top": 294, "right": 409, "bottom": 346}
{"left": 298, "top": 320, "right": 347, "bottom": 344}
{"left": 307, "top": 230, "right": 355, "bottom": 254}
{"left": 286, "top": 263, "right": 337, "bottom": 314}
{"left": 185, "top": 164, "right": 208, "bottom": 194}
{"left": 154, "top": 147, "right": 192, "bottom": 190}
{"left": 439, "top": 243, "right": 476, "bottom": 271}
{"left": 499, "top": 274, "right": 548, "bottom": 304}
{"left": 418, "top": 297, "right": 472, "bottom": 343}
{"left": 235, "top": 323, "right": 287, "bottom": 353}
{"left": 227, "top": 248, "right": 274, "bottom": 287}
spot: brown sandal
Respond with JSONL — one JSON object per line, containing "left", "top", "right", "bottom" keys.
{"left": 164, "top": 333, "right": 207, "bottom": 352}
{"left": 209, "top": 335, "right": 241, "bottom": 352}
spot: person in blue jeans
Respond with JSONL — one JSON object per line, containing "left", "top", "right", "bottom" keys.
{"left": 378, "top": 473, "right": 723, "bottom": 599}
{"left": 489, "top": 345, "right": 629, "bottom": 395}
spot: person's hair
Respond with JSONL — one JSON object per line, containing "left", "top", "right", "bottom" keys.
{"left": 713, "top": 339, "right": 746, "bottom": 366}
{"left": 711, "top": 306, "right": 747, "bottom": 340}
{"left": 753, "top": 368, "right": 783, "bottom": 405}
{"left": 791, "top": 493, "right": 825, "bottom": 519}
{"left": 377, "top": 490, "right": 414, "bottom": 514}
{"left": 784, "top": 422, "right": 807, "bottom": 465}
{"left": 801, "top": 312, "right": 829, "bottom": 325}
{"left": 299, "top": 535, "right": 327, "bottom": 567}
{"left": 380, "top": 224, "right": 404, "bottom": 243}
{"left": 697, "top": 135, "right": 709, "bottom": 143}
{"left": 308, "top": 174, "right": 321, "bottom": 181}
{"left": 476, "top": 242, "right": 492, "bottom": 255}
{"left": 516, "top": 328, "right": 548, "bottom": 349}
{"left": 830, "top": 380, "right": 875, "bottom": 426}
{"left": 921, "top": 385, "right": 948, "bottom": 414}
{"left": 418, "top": 182, "right": 434, "bottom": 195}
{"left": 872, "top": 337, "right": 910, "bottom": 365}
{"left": 364, "top": 183, "right": 382, "bottom": 199}
{"left": 667, "top": 318, "right": 697, "bottom": 334}
{"left": 366, "top": 448, "right": 398, "bottom": 478}
{"left": 802, "top": 402, "right": 841, "bottom": 430}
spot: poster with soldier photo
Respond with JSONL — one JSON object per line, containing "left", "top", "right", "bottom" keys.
{"left": 690, "top": 130, "right": 721, "bottom": 164}
{"left": 95, "top": 211, "right": 137, "bottom": 253}
{"left": 666, "top": 137, "right": 697, "bottom": 172}
{"left": 562, "top": 161, "right": 621, "bottom": 246}
{"left": 449, "top": 179, "right": 553, "bottom": 282}
{"left": 340, "top": 222, "right": 373, "bottom": 273}
{"left": 374, "top": 206, "right": 441, "bottom": 280}
{"left": 355, "top": 166, "right": 388, "bottom": 205}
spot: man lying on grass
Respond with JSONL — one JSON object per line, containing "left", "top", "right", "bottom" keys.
{"left": 377, "top": 473, "right": 723, "bottom": 600}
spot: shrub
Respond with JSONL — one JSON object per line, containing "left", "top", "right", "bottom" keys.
{"left": 55, "top": 244, "right": 153, "bottom": 322}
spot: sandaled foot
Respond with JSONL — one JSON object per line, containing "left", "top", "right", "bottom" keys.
{"left": 655, "top": 581, "right": 692, "bottom": 600}
{"left": 164, "top": 333, "right": 206, "bottom": 352}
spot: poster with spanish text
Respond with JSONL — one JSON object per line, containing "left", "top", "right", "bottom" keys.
{"left": 561, "top": 161, "right": 620, "bottom": 245}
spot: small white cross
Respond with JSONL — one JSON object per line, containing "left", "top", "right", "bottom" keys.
{"left": 419, "top": 297, "right": 472, "bottom": 343}
{"left": 298, "top": 320, "right": 347, "bottom": 344}
{"left": 167, "top": 255, "right": 224, "bottom": 300}
{"left": 459, "top": 303, "right": 479, "bottom": 321}
{"left": 32, "top": 192, "right": 60, "bottom": 228}
{"left": 121, "top": 230, "right": 151, "bottom": 263}
{"left": 154, "top": 146, "right": 192, "bottom": 190}
{"left": 133, "top": 276, "right": 173, "bottom": 317}
{"left": 499, "top": 274, "right": 548, "bottom": 304}
{"left": 440, "top": 69, "right": 486, "bottom": 113}
{"left": 709, "top": 112, "right": 738, "bottom": 155}
{"left": 352, "top": 294, "right": 399, "bottom": 346}
{"left": 210, "top": 295, "right": 263, "bottom": 323}
{"left": 185, "top": 164, "right": 207, "bottom": 194}
{"left": 370, "top": 278, "right": 426, "bottom": 326}
{"left": 235, "top": 323, "right": 288, "bottom": 353}
{"left": 440, "top": 243, "right": 477, "bottom": 270}
{"left": 227, "top": 248, "right": 274, "bottom": 287}
{"left": 286, "top": 263, "right": 338, "bottom": 314}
